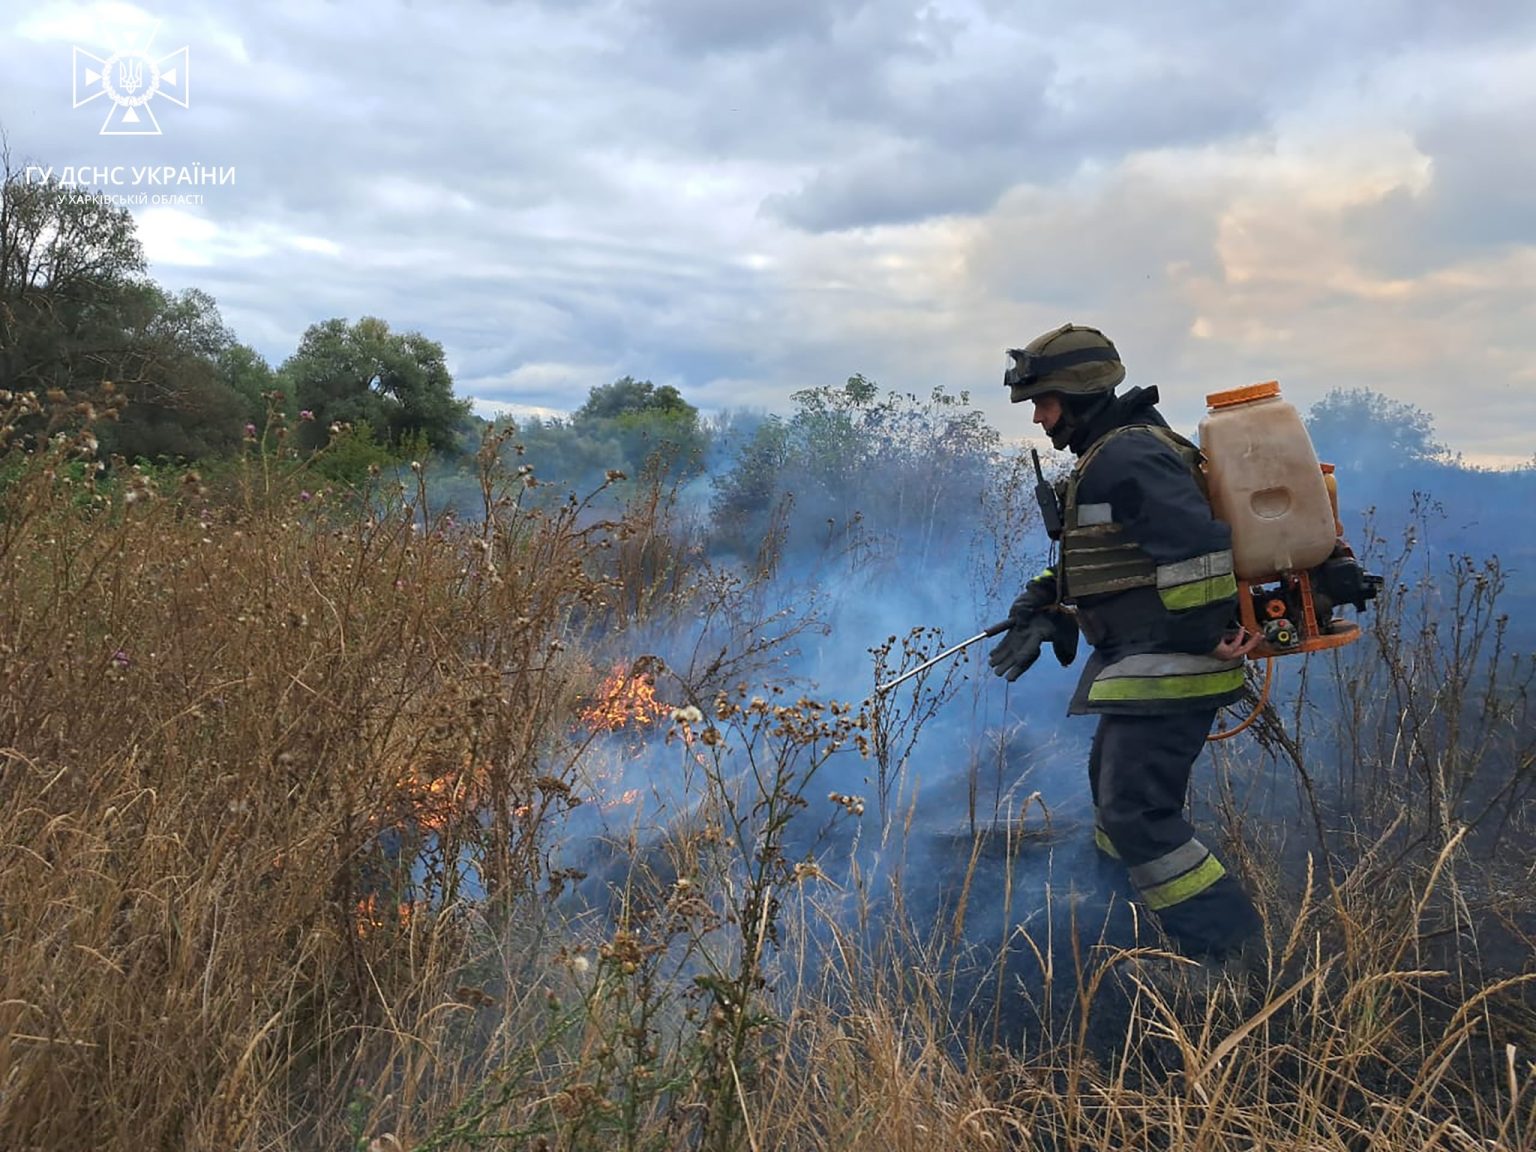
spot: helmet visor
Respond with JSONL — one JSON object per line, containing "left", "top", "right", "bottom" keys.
{"left": 1003, "top": 349, "right": 1037, "bottom": 392}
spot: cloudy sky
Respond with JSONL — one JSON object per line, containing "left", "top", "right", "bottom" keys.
{"left": 5, "top": 0, "right": 1535, "bottom": 464}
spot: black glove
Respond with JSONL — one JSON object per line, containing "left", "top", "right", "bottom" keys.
{"left": 989, "top": 612, "right": 1055, "bottom": 681}
{"left": 1050, "top": 610, "right": 1079, "bottom": 667}
{"left": 991, "top": 570, "right": 1076, "bottom": 682}
{"left": 1007, "top": 569, "right": 1058, "bottom": 624}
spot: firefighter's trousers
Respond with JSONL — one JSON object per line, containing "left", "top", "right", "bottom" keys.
{"left": 1088, "top": 708, "right": 1261, "bottom": 958}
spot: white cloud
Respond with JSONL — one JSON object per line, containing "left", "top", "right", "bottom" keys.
{"left": 18, "top": 1, "right": 160, "bottom": 45}
{"left": 4, "top": 0, "right": 1534, "bottom": 459}
{"left": 468, "top": 397, "right": 568, "bottom": 423}
{"left": 134, "top": 208, "right": 258, "bottom": 266}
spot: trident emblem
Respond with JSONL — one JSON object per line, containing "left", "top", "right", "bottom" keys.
{"left": 116, "top": 57, "right": 144, "bottom": 95}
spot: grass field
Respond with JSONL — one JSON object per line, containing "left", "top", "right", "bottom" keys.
{"left": 3, "top": 409, "right": 1534, "bottom": 1150}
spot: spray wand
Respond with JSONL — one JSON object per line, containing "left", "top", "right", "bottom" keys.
{"left": 874, "top": 619, "right": 1012, "bottom": 696}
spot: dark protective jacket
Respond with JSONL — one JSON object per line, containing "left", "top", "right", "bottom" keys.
{"left": 1057, "top": 386, "right": 1245, "bottom": 715}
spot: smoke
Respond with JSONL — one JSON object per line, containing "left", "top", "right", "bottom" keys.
{"left": 531, "top": 412, "right": 1150, "bottom": 1045}
{"left": 430, "top": 389, "right": 1536, "bottom": 1044}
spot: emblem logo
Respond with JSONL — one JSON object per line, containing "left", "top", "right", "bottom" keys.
{"left": 73, "top": 25, "right": 190, "bottom": 136}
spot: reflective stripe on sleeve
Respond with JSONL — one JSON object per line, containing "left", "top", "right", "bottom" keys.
{"left": 1156, "top": 550, "right": 1237, "bottom": 611}
{"left": 1160, "top": 573, "right": 1239, "bottom": 611}
{"left": 1155, "top": 550, "right": 1234, "bottom": 588}
{"left": 1094, "top": 822, "right": 1121, "bottom": 859}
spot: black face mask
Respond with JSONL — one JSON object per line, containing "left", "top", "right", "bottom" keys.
{"left": 1046, "top": 413, "right": 1076, "bottom": 451}
{"left": 1047, "top": 392, "right": 1114, "bottom": 452}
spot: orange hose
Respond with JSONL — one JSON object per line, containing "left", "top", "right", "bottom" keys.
{"left": 1207, "top": 656, "right": 1274, "bottom": 743}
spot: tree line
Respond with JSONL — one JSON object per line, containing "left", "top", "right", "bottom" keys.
{"left": 0, "top": 161, "right": 472, "bottom": 463}
{"left": 3, "top": 156, "right": 1498, "bottom": 543}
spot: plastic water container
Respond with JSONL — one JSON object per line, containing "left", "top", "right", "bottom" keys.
{"left": 1319, "top": 462, "right": 1343, "bottom": 537}
{"left": 1198, "top": 381, "right": 1338, "bottom": 580}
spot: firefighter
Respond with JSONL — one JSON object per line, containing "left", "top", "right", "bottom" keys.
{"left": 989, "top": 322, "right": 1263, "bottom": 962}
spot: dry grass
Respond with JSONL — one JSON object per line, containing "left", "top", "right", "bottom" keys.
{"left": 2, "top": 404, "right": 1534, "bottom": 1150}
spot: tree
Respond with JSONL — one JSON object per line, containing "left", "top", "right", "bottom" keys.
{"left": 1, "top": 161, "right": 263, "bottom": 461}
{"left": 574, "top": 376, "right": 693, "bottom": 424}
{"left": 708, "top": 413, "right": 791, "bottom": 548}
{"left": 511, "top": 415, "right": 629, "bottom": 492}
{"left": 709, "top": 376, "right": 1000, "bottom": 559}
{"left": 569, "top": 375, "right": 706, "bottom": 480}
{"left": 105, "top": 286, "right": 264, "bottom": 461}
{"left": 1306, "top": 387, "right": 1448, "bottom": 472}
{"left": 215, "top": 343, "right": 276, "bottom": 426}
{"left": 279, "top": 317, "right": 471, "bottom": 453}
{"left": 0, "top": 160, "right": 147, "bottom": 396}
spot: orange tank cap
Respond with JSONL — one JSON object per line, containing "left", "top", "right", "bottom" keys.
{"left": 1207, "top": 380, "right": 1281, "bottom": 409}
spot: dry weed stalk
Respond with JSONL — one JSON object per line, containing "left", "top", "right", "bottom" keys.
{"left": 2, "top": 405, "right": 1533, "bottom": 1151}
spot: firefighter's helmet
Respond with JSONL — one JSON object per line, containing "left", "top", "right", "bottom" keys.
{"left": 1005, "top": 323, "right": 1126, "bottom": 404}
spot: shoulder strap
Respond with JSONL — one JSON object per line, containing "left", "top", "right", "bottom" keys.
{"left": 1069, "top": 424, "right": 1208, "bottom": 509}
{"left": 1143, "top": 425, "right": 1210, "bottom": 501}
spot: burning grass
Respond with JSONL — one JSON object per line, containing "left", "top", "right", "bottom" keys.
{"left": 1, "top": 413, "right": 1534, "bottom": 1150}
{"left": 580, "top": 663, "right": 670, "bottom": 734}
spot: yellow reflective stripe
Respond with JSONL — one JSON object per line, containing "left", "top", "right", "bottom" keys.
{"left": 1094, "top": 825, "right": 1120, "bottom": 859}
{"left": 1088, "top": 666, "right": 1246, "bottom": 703}
{"left": 1141, "top": 854, "right": 1227, "bottom": 910}
{"left": 1158, "top": 572, "right": 1238, "bottom": 611}
{"left": 1156, "top": 550, "right": 1234, "bottom": 587}
{"left": 1128, "top": 839, "right": 1210, "bottom": 888}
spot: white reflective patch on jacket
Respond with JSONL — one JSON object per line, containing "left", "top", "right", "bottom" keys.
{"left": 1076, "top": 502, "right": 1114, "bottom": 526}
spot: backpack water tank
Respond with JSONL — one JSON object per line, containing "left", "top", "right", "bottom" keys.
{"left": 1198, "top": 382, "right": 1338, "bottom": 580}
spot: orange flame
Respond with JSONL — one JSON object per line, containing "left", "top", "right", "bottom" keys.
{"left": 580, "top": 664, "right": 669, "bottom": 733}
{"left": 355, "top": 893, "right": 423, "bottom": 938}
{"left": 395, "top": 757, "right": 480, "bottom": 834}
